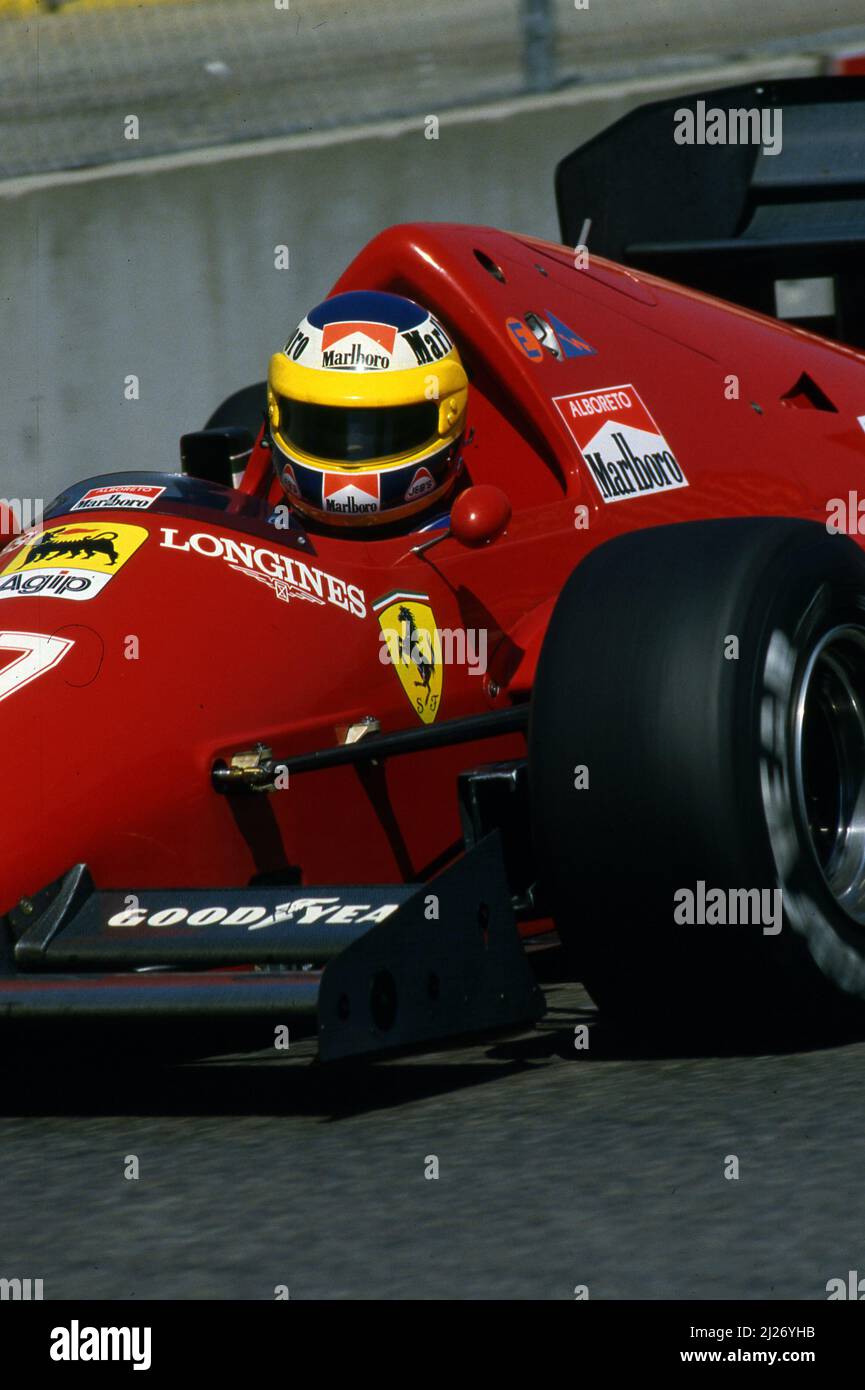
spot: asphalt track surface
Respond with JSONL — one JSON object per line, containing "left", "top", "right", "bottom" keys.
{"left": 2, "top": 965, "right": 864, "bottom": 1300}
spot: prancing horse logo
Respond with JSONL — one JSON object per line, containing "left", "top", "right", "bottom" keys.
{"left": 398, "top": 604, "right": 435, "bottom": 707}
{"left": 374, "top": 590, "right": 443, "bottom": 725}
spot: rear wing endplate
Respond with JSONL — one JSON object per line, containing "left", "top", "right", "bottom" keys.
{"left": 555, "top": 76, "right": 865, "bottom": 346}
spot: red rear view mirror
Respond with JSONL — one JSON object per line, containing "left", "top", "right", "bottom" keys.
{"left": 450, "top": 485, "right": 512, "bottom": 547}
{"left": 411, "top": 484, "right": 512, "bottom": 558}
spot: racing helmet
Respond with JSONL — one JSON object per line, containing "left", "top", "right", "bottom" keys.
{"left": 267, "top": 290, "right": 468, "bottom": 527}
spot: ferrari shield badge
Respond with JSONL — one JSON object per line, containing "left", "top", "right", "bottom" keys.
{"left": 374, "top": 590, "right": 443, "bottom": 723}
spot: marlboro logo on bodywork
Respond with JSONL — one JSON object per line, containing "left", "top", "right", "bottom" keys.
{"left": 553, "top": 384, "right": 688, "bottom": 503}
{"left": 71, "top": 484, "right": 165, "bottom": 512}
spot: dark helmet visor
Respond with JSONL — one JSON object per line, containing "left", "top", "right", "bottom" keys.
{"left": 276, "top": 397, "right": 438, "bottom": 463}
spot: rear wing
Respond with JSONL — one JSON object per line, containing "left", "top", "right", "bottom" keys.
{"left": 555, "top": 77, "right": 865, "bottom": 347}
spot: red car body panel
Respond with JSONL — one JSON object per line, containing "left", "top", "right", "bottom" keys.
{"left": 2, "top": 222, "right": 865, "bottom": 922}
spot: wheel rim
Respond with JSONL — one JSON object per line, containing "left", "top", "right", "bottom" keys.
{"left": 795, "top": 624, "right": 865, "bottom": 922}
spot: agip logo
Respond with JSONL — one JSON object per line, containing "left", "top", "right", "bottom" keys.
{"left": 0, "top": 522, "right": 147, "bottom": 601}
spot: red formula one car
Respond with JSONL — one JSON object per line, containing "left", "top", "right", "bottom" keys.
{"left": 4, "top": 78, "right": 865, "bottom": 1055}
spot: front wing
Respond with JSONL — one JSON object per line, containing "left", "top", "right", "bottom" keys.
{"left": 0, "top": 834, "right": 544, "bottom": 1062}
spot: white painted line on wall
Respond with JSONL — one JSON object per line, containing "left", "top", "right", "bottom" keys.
{"left": 0, "top": 53, "right": 818, "bottom": 199}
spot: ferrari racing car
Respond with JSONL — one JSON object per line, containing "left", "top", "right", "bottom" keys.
{"left": 3, "top": 78, "right": 865, "bottom": 1055}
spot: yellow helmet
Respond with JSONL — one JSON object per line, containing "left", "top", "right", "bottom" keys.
{"left": 267, "top": 291, "right": 468, "bottom": 527}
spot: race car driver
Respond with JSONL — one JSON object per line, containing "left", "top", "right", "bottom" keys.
{"left": 253, "top": 290, "right": 469, "bottom": 534}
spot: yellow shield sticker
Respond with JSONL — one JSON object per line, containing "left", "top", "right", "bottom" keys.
{"left": 376, "top": 593, "right": 443, "bottom": 724}
{"left": 0, "top": 522, "right": 147, "bottom": 603}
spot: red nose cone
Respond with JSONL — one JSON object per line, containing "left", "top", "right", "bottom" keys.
{"left": 450, "top": 485, "right": 511, "bottom": 547}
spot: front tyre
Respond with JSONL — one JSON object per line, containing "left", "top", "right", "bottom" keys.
{"left": 529, "top": 518, "right": 865, "bottom": 1026}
